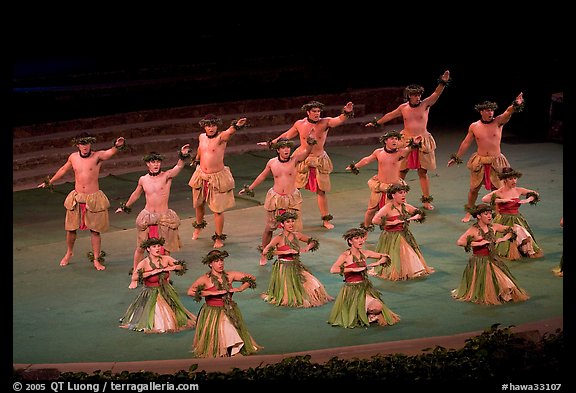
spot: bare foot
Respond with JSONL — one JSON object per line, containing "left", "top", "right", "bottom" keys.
{"left": 323, "top": 221, "right": 334, "bottom": 230}
{"left": 60, "top": 252, "right": 72, "bottom": 267}
{"left": 192, "top": 228, "right": 201, "bottom": 240}
{"left": 461, "top": 212, "right": 472, "bottom": 223}
{"left": 423, "top": 202, "right": 434, "bottom": 210}
{"left": 259, "top": 255, "right": 267, "bottom": 266}
{"left": 94, "top": 261, "right": 106, "bottom": 271}
{"left": 213, "top": 239, "right": 224, "bottom": 248}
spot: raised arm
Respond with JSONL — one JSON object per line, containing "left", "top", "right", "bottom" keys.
{"left": 496, "top": 92, "right": 524, "bottom": 126}
{"left": 220, "top": 118, "right": 247, "bottom": 143}
{"left": 164, "top": 144, "right": 192, "bottom": 179}
{"left": 423, "top": 70, "right": 450, "bottom": 107}
{"left": 291, "top": 137, "right": 315, "bottom": 163}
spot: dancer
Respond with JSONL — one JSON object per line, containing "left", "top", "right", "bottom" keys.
{"left": 239, "top": 136, "right": 314, "bottom": 265}
{"left": 367, "top": 70, "right": 451, "bottom": 210}
{"left": 187, "top": 249, "right": 262, "bottom": 358}
{"left": 481, "top": 167, "right": 543, "bottom": 260}
{"left": 371, "top": 183, "right": 434, "bottom": 280}
{"left": 259, "top": 100, "right": 355, "bottom": 229}
{"left": 452, "top": 204, "right": 529, "bottom": 305}
{"left": 346, "top": 130, "right": 409, "bottom": 231}
{"left": 328, "top": 227, "right": 400, "bottom": 328}
{"left": 447, "top": 92, "right": 525, "bottom": 222}
{"left": 115, "top": 145, "right": 192, "bottom": 272}
{"left": 261, "top": 211, "right": 333, "bottom": 307}
{"left": 37, "top": 132, "right": 126, "bottom": 270}
{"left": 189, "top": 114, "right": 247, "bottom": 248}
{"left": 552, "top": 217, "right": 563, "bottom": 277}
{"left": 120, "top": 237, "right": 196, "bottom": 333}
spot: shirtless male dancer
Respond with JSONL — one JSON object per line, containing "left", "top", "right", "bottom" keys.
{"left": 189, "top": 114, "right": 247, "bottom": 248}
{"left": 259, "top": 101, "right": 354, "bottom": 229}
{"left": 367, "top": 70, "right": 451, "bottom": 210}
{"left": 346, "top": 130, "right": 410, "bottom": 230}
{"left": 447, "top": 92, "right": 524, "bottom": 222}
{"left": 38, "top": 132, "right": 126, "bottom": 270}
{"left": 240, "top": 137, "right": 314, "bottom": 265}
{"left": 115, "top": 144, "right": 192, "bottom": 272}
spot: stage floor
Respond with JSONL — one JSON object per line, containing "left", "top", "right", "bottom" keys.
{"left": 13, "top": 129, "right": 563, "bottom": 373}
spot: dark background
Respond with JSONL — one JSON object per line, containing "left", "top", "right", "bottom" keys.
{"left": 10, "top": 8, "right": 567, "bottom": 137}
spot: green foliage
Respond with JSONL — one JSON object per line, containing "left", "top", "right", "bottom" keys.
{"left": 15, "top": 325, "right": 564, "bottom": 385}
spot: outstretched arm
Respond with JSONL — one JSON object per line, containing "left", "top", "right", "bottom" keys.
{"left": 257, "top": 122, "right": 300, "bottom": 147}
{"left": 327, "top": 101, "right": 354, "bottom": 128}
{"left": 366, "top": 105, "right": 403, "bottom": 127}
{"left": 38, "top": 157, "right": 73, "bottom": 188}
{"left": 99, "top": 137, "right": 126, "bottom": 161}
{"left": 239, "top": 162, "right": 272, "bottom": 195}
{"left": 346, "top": 151, "right": 377, "bottom": 172}
{"left": 220, "top": 118, "right": 247, "bottom": 143}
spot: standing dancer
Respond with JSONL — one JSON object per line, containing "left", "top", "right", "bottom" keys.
{"left": 259, "top": 100, "right": 355, "bottom": 229}
{"left": 261, "top": 211, "right": 333, "bottom": 307}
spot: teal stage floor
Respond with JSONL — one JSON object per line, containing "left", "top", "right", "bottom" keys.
{"left": 13, "top": 130, "right": 563, "bottom": 365}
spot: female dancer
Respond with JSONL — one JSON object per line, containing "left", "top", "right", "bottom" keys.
{"left": 481, "top": 167, "right": 543, "bottom": 260}
{"left": 120, "top": 237, "right": 196, "bottom": 333}
{"left": 328, "top": 227, "right": 400, "bottom": 328}
{"left": 452, "top": 204, "right": 529, "bottom": 305}
{"left": 371, "top": 183, "right": 434, "bottom": 280}
{"left": 187, "top": 249, "right": 262, "bottom": 357}
{"left": 261, "top": 211, "right": 333, "bottom": 307}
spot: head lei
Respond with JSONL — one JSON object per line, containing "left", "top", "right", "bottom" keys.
{"left": 198, "top": 114, "right": 223, "bottom": 127}
{"left": 301, "top": 101, "right": 325, "bottom": 112}
{"left": 474, "top": 101, "right": 498, "bottom": 112}
{"left": 140, "top": 237, "right": 166, "bottom": 249}
{"left": 404, "top": 84, "right": 424, "bottom": 97}
{"left": 142, "top": 152, "right": 165, "bottom": 162}
{"left": 275, "top": 211, "right": 298, "bottom": 222}
{"left": 201, "top": 249, "right": 229, "bottom": 265}
{"left": 386, "top": 183, "right": 410, "bottom": 199}
{"left": 498, "top": 167, "right": 523, "bottom": 180}
{"left": 71, "top": 132, "right": 97, "bottom": 146}
{"left": 272, "top": 137, "right": 295, "bottom": 149}
{"left": 379, "top": 130, "right": 402, "bottom": 144}
{"left": 471, "top": 203, "right": 493, "bottom": 218}
{"left": 343, "top": 227, "right": 368, "bottom": 243}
